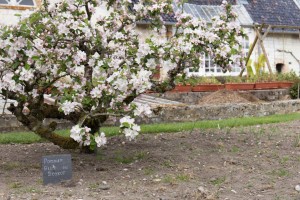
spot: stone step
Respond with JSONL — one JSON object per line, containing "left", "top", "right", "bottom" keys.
{"left": 134, "top": 94, "right": 183, "bottom": 107}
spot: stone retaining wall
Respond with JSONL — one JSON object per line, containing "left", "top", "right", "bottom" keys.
{"left": 149, "top": 89, "right": 290, "bottom": 104}
{"left": 0, "top": 117, "right": 72, "bottom": 133}
{"left": 1, "top": 99, "right": 300, "bottom": 132}
{"left": 136, "top": 100, "right": 300, "bottom": 124}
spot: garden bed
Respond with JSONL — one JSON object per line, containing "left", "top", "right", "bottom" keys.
{"left": 152, "top": 89, "right": 290, "bottom": 104}
{"left": 1, "top": 120, "right": 300, "bottom": 199}
{"left": 170, "top": 82, "right": 294, "bottom": 92}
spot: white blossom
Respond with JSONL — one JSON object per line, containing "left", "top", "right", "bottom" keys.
{"left": 90, "top": 86, "right": 102, "bottom": 98}
{"left": 19, "top": 68, "right": 34, "bottom": 82}
{"left": 95, "top": 132, "right": 107, "bottom": 147}
{"left": 120, "top": 116, "right": 135, "bottom": 126}
{"left": 60, "top": 101, "right": 81, "bottom": 115}
{"left": 70, "top": 125, "right": 83, "bottom": 142}
{"left": 133, "top": 103, "right": 152, "bottom": 117}
{"left": 83, "top": 133, "right": 91, "bottom": 146}
{"left": 124, "top": 128, "right": 139, "bottom": 141}
{"left": 74, "top": 51, "right": 87, "bottom": 64}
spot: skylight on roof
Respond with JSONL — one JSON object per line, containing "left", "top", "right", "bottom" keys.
{"left": 237, "top": 0, "right": 248, "bottom": 4}
{"left": 0, "top": 0, "right": 35, "bottom": 6}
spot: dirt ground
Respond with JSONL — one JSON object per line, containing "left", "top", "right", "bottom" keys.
{"left": 1, "top": 120, "right": 300, "bottom": 200}
{"left": 198, "top": 90, "right": 263, "bottom": 105}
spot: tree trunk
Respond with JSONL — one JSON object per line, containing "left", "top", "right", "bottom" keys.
{"left": 8, "top": 103, "right": 79, "bottom": 149}
{"left": 34, "top": 125, "right": 79, "bottom": 149}
{"left": 8, "top": 100, "right": 107, "bottom": 152}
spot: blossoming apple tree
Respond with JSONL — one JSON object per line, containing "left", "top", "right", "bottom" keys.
{"left": 0, "top": 0, "right": 245, "bottom": 150}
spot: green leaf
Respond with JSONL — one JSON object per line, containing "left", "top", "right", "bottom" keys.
{"left": 24, "top": 63, "right": 31, "bottom": 70}
{"left": 89, "top": 140, "right": 96, "bottom": 151}
{"left": 121, "top": 122, "right": 130, "bottom": 128}
{"left": 31, "top": 56, "right": 40, "bottom": 61}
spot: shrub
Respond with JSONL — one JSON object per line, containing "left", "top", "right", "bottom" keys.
{"left": 277, "top": 71, "right": 299, "bottom": 82}
{"left": 290, "top": 81, "right": 300, "bottom": 99}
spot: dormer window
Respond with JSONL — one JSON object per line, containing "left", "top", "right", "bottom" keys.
{"left": 0, "top": 0, "right": 36, "bottom": 9}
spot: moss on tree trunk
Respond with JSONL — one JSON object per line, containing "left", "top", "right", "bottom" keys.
{"left": 8, "top": 98, "right": 107, "bottom": 152}
{"left": 34, "top": 125, "right": 79, "bottom": 149}
{"left": 8, "top": 103, "right": 80, "bottom": 149}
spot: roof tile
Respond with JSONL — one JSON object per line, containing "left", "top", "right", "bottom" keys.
{"left": 244, "top": 0, "right": 300, "bottom": 26}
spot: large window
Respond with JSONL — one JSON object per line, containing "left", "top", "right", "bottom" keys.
{"left": 0, "top": 0, "right": 35, "bottom": 7}
{"left": 188, "top": 54, "right": 233, "bottom": 77}
{"left": 204, "top": 55, "right": 222, "bottom": 73}
{"left": 188, "top": 37, "right": 249, "bottom": 77}
{"left": 188, "top": 53, "right": 243, "bottom": 76}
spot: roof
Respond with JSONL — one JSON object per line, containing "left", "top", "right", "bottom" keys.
{"left": 184, "top": 0, "right": 300, "bottom": 28}
{"left": 174, "top": 3, "right": 253, "bottom": 26}
{"left": 243, "top": 0, "right": 300, "bottom": 27}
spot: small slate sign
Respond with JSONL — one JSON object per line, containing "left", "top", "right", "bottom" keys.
{"left": 42, "top": 154, "right": 72, "bottom": 185}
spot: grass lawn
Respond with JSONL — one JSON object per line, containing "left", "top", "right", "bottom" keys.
{"left": 1, "top": 113, "right": 300, "bottom": 144}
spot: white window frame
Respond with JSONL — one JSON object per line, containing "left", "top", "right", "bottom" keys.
{"left": 188, "top": 54, "right": 242, "bottom": 77}
{"left": 0, "top": 0, "right": 37, "bottom": 9}
{"left": 188, "top": 38, "right": 249, "bottom": 77}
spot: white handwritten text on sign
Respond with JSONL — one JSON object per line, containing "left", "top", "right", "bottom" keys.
{"left": 42, "top": 154, "right": 72, "bottom": 185}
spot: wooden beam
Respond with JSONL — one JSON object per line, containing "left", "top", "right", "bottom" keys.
{"left": 262, "top": 25, "right": 271, "bottom": 40}
{"left": 239, "top": 26, "right": 263, "bottom": 77}
{"left": 36, "top": 0, "right": 43, "bottom": 7}
{"left": 255, "top": 26, "right": 273, "bottom": 74}
{"left": 0, "top": 5, "right": 35, "bottom": 10}
{"left": 256, "top": 24, "right": 300, "bottom": 30}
